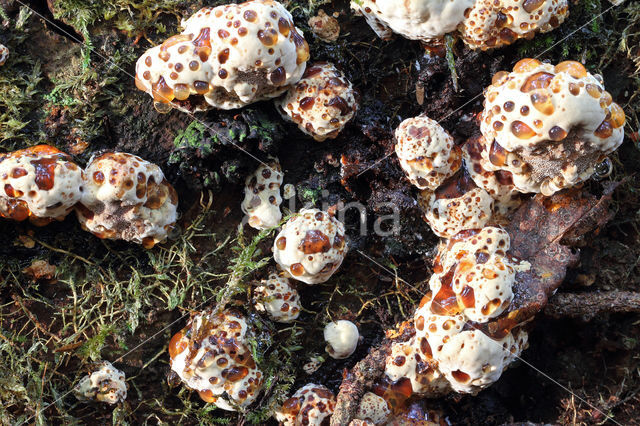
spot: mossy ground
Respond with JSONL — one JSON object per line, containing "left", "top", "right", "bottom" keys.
{"left": 0, "top": 0, "right": 639, "bottom": 424}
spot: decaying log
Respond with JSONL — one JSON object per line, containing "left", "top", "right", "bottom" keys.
{"left": 545, "top": 290, "right": 640, "bottom": 320}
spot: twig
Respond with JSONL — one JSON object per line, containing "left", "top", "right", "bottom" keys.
{"left": 545, "top": 291, "right": 640, "bottom": 321}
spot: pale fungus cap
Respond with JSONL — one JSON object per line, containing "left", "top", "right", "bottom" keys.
{"left": 394, "top": 115, "right": 462, "bottom": 190}
{"left": 273, "top": 208, "right": 348, "bottom": 284}
{"left": 253, "top": 273, "right": 301, "bottom": 322}
{"left": 241, "top": 159, "right": 283, "bottom": 230}
{"left": 303, "top": 355, "right": 324, "bottom": 375}
{"left": 0, "top": 43, "right": 9, "bottom": 66}
{"left": 480, "top": 59, "right": 626, "bottom": 195}
{"left": 354, "top": 392, "right": 391, "bottom": 425}
{"left": 324, "top": 320, "right": 359, "bottom": 359}
{"left": 0, "top": 145, "right": 83, "bottom": 225}
{"left": 458, "top": 0, "right": 568, "bottom": 50}
{"left": 308, "top": 10, "right": 340, "bottom": 42}
{"left": 135, "top": 0, "right": 310, "bottom": 112}
{"left": 350, "top": 0, "right": 474, "bottom": 43}
{"left": 418, "top": 179, "right": 493, "bottom": 238}
{"left": 275, "top": 383, "right": 336, "bottom": 426}
{"left": 275, "top": 62, "right": 358, "bottom": 141}
{"left": 75, "top": 361, "right": 127, "bottom": 405}
{"left": 76, "top": 152, "right": 178, "bottom": 248}
{"left": 168, "top": 309, "right": 263, "bottom": 411}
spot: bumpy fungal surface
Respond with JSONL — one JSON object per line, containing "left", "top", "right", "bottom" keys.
{"left": 0, "top": 145, "right": 83, "bottom": 225}
{"left": 463, "top": 137, "right": 522, "bottom": 217}
{"left": 275, "top": 383, "right": 336, "bottom": 426}
{"left": 253, "top": 273, "right": 301, "bottom": 322}
{"left": 75, "top": 361, "right": 127, "bottom": 405}
{"left": 273, "top": 208, "right": 348, "bottom": 284}
{"left": 417, "top": 173, "right": 493, "bottom": 238}
{"left": 459, "top": 0, "right": 568, "bottom": 50}
{"left": 324, "top": 320, "right": 359, "bottom": 359}
{"left": 308, "top": 10, "right": 340, "bottom": 42}
{"left": 168, "top": 309, "right": 263, "bottom": 411}
{"left": 479, "top": 59, "right": 626, "bottom": 195}
{"left": 350, "top": 0, "right": 475, "bottom": 43}
{"left": 353, "top": 392, "right": 391, "bottom": 425}
{"left": 76, "top": 152, "right": 178, "bottom": 248}
{"left": 135, "top": 0, "right": 310, "bottom": 112}
{"left": 394, "top": 115, "right": 462, "bottom": 190}
{"left": 0, "top": 43, "right": 8, "bottom": 66}
{"left": 275, "top": 62, "right": 358, "bottom": 141}
{"left": 241, "top": 158, "right": 283, "bottom": 230}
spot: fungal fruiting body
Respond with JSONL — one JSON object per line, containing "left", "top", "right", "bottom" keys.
{"left": 273, "top": 208, "right": 348, "bottom": 284}
{"left": 0, "top": 145, "right": 83, "bottom": 225}
{"left": 253, "top": 273, "right": 301, "bottom": 322}
{"left": 353, "top": 392, "right": 391, "bottom": 425}
{"left": 458, "top": 0, "right": 568, "bottom": 50}
{"left": 75, "top": 361, "right": 127, "bottom": 404}
{"left": 168, "top": 309, "right": 263, "bottom": 411}
{"left": 479, "top": 59, "right": 626, "bottom": 195}
{"left": 0, "top": 43, "right": 8, "bottom": 66}
{"left": 417, "top": 172, "right": 494, "bottom": 238}
{"left": 350, "top": 0, "right": 474, "bottom": 43}
{"left": 241, "top": 159, "right": 283, "bottom": 230}
{"left": 275, "top": 383, "right": 336, "bottom": 426}
{"left": 384, "top": 227, "right": 530, "bottom": 395}
{"left": 275, "top": 62, "right": 358, "bottom": 141}
{"left": 76, "top": 152, "right": 178, "bottom": 248}
{"left": 351, "top": 0, "right": 567, "bottom": 49}
{"left": 308, "top": 10, "right": 340, "bottom": 42}
{"left": 394, "top": 115, "right": 462, "bottom": 190}
{"left": 135, "top": 0, "right": 310, "bottom": 112}
{"left": 324, "top": 320, "right": 359, "bottom": 359}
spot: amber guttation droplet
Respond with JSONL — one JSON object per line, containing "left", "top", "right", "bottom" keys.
{"left": 299, "top": 230, "right": 331, "bottom": 254}
{"left": 299, "top": 97, "right": 315, "bottom": 110}
{"left": 193, "top": 27, "right": 212, "bottom": 62}
{"left": 480, "top": 298, "right": 502, "bottom": 316}
{"left": 554, "top": 60, "right": 587, "bottom": 79}
{"left": 520, "top": 72, "right": 554, "bottom": 92}
{"left": 420, "top": 337, "right": 432, "bottom": 358}
{"left": 431, "top": 266, "right": 460, "bottom": 315}
{"left": 173, "top": 83, "right": 191, "bottom": 101}
{"left": 145, "top": 56, "right": 152, "bottom": 67}
{"left": 493, "top": 121, "right": 504, "bottom": 131}
{"left": 30, "top": 157, "right": 57, "bottom": 190}
{"left": 278, "top": 17, "right": 290, "bottom": 36}
{"left": 498, "top": 28, "right": 517, "bottom": 44}
{"left": 594, "top": 119, "right": 614, "bottom": 139}
{"left": 491, "top": 71, "right": 509, "bottom": 86}
{"left": 4, "top": 184, "right": 19, "bottom": 197}
{"left": 327, "top": 96, "right": 351, "bottom": 115}
{"left": 530, "top": 92, "right": 554, "bottom": 115}
{"left": 257, "top": 29, "right": 277, "bottom": 46}
{"left": 243, "top": 9, "right": 257, "bottom": 22}
{"left": 198, "top": 389, "right": 217, "bottom": 403}
{"left": 489, "top": 140, "right": 507, "bottom": 166}
{"left": 194, "top": 80, "right": 210, "bottom": 95}
{"left": 219, "top": 69, "right": 228, "bottom": 79}
{"left": 290, "top": 263, "right": 305, "bottom": 276}
{"left": 548, "top": 126, "right": 567, "bottom": 141}
{"left": 609, "top": 103, "right": 626, "bottom": 128}
{"left": 511, "top": 121, "right": 536, "bottom": 139}
{"left": 270, "top": 66, "right": 286, "bottom": 85}
{"left": 503, "top": 101, "right": 515, "bottom": 112}
{"left": 303, "top": 66, "right": 323, "bottom": 78}
{"left": 585, "top": 83, "right": 602, "bottom": 99}
{"left": 459, "top": 285, "right": 475, "bottom": 308}
{"left": 222, "top": 366, "right": 249, "bottom": 382}
{"left": 523, "top": 0, "right": 545, "bottom": 12}
{"left": 218, "top": 29, "right": 230, "bottom": 39}
{"left": 152, "top": 77, "right": 175, "bottom": 103}
{"left": 451, "top": 370, "right": 471, "bottom": 383}
{"left": 93, "top": 171, "right": 105, "bottom": 184}
{"left": 513, "top": 58, "right": 541, "bottom": 73}
{"left": 10, "top": 167, "right": 27, "bottom": 178}
{"left": 218, "top": 48, "right": 230, "bottom": 64}
{"left": 168, "top": 331, "right": 187, "bottom": 359}
{"left": 292, "top": 29, "right": 310, "bottom": 65}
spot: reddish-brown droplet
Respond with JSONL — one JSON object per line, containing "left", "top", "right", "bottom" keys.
{"left": 290, "top": 263, "right": 305, "bottom": 276}
{"left": 299, "top": 230, "right": 331, "bottom": 254}
{"left": 270, "top": 66, "right": 286, "bottom": 85}
{"left": 548, "top": 126, "right": 567, "bottom": 141}
{"left": 489, "top": 140, "right": 507, "bottom": 166}
{"left": 511, "top": 121, "right": 536, "bottom": 139}
{"left": 594, "top": 119, "right": 614, "bottom": 139}
{"left": 520, "top": 72, "right": 554, "bottom": 92}
{"left": 299, "top": 97, "right": 315, "bottom": 110}
{"left": 451, "top": 370, "right": 471, "bottom": 383}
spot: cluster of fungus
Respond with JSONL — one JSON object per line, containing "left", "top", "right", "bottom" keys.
{"left": 275, "top": 62, "right": 359, "bottom": 141}
{"left": 273, "top": 208, "right": 348, "bottom": 284}
{"left": 241, "top": 158, "right": 283, "bottom": 230}
{"left": 384, "top": 227, "right": 530, "bottom": 397}
{"left": 0, "top": 43, "right": 8, "bottom": 66}
{"left": 0, "top": 145, "right": 178, "bottom": 248}
{"left": 168, "top": 309, "right": 264, "bottom": 411}
{"left": 253, "top": 273, "right": 301, "bottom": 323}
{"left": 76, "top": 152, "right": 178, "bottom": 248}
{"left": 478, "top": 59, "right": 626, "bottom": 195}
{"left": 74, "top": 361, "right": 127, "bottom": 405}
{"left": 351, "top": 0, "right": 569, "bottom": 50}
{"left": 135, "top": 0, "right": 310, "bottom": 112}
{"left": 0, "top": 145, "right": 83, "bottom": 226}
{"left": 276, "top": 383, "right": 336, "bottom": 426}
